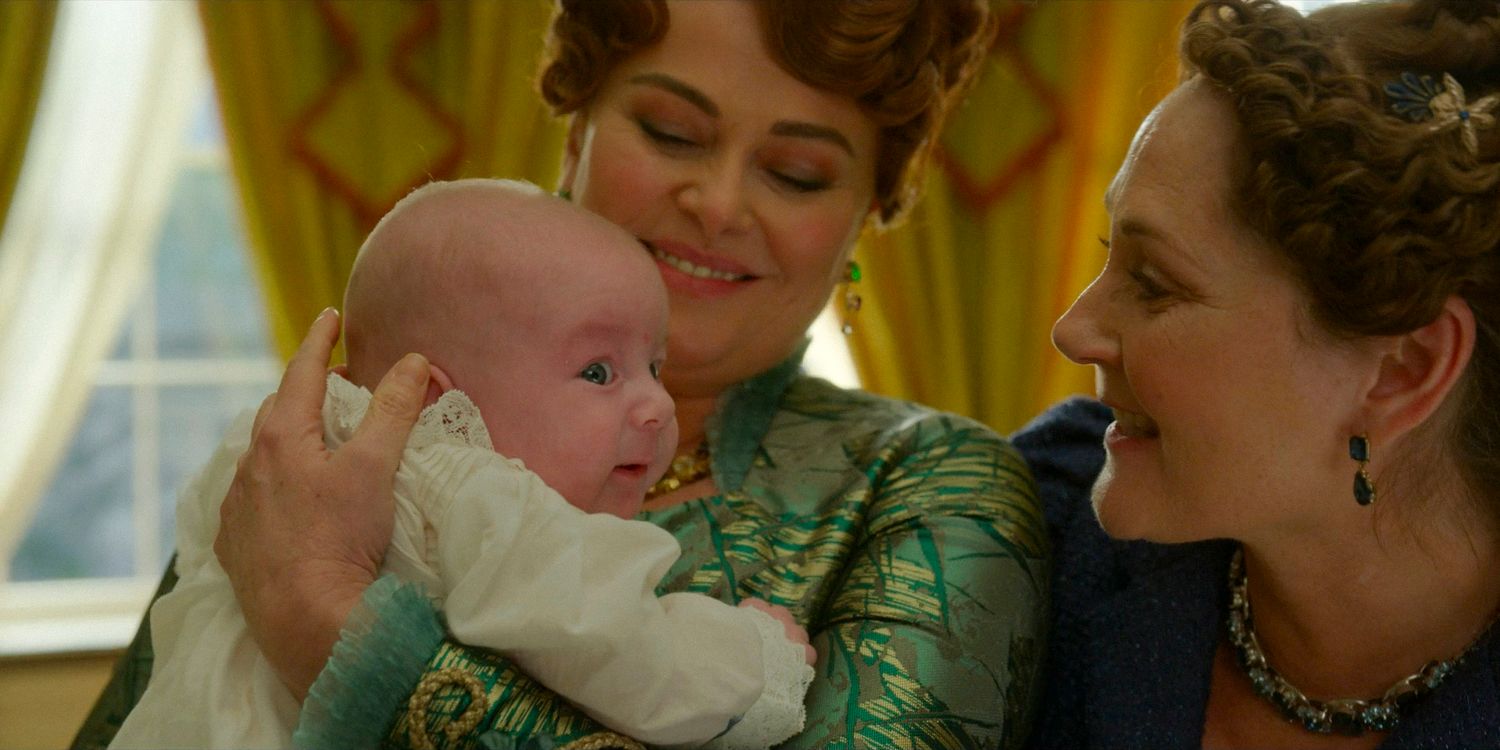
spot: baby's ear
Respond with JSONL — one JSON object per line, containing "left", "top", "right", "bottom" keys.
{"left": 424, "top": 362, "right": 455, "bottom": 407}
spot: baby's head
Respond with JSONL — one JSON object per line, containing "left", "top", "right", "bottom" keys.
{"left": 343, "top": 179, "right": 676, "bottom": 518}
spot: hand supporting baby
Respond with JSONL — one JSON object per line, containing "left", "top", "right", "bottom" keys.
{"left": 738, "top": 598, "right": 815, "bottom": 666}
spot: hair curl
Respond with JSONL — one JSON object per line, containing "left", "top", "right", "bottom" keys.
{"left": 537, "top": 0, "right": 994, "bottom": 226}
{"left": 1180, "top": 0, "right": 1500, "bottom": 518}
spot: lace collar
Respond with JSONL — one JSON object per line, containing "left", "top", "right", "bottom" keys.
{"left": 323, "top": 373, "right": 494, "bottom": 451}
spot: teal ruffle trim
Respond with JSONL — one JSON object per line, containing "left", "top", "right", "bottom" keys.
{"left": 293, "top": 575, "right": 445, "bottom": 749}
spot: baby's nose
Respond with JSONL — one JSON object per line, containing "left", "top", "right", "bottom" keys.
{"left": 636, "top": 381, "right": 676, "bottom": 429}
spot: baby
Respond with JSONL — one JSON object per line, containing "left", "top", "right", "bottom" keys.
{"left": 110, "top": 179, "right": 814, "bottom": 749}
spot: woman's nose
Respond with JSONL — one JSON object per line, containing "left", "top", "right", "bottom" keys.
{"left": 678, "top": 162, "right": 752, "bottom": 239}
{"left": 1052, "top": 276, "right": 1115, "bottom": 367}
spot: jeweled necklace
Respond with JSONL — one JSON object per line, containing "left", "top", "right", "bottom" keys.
{"left": 1226, "top": 548, "right": 1475, "bottom": 735}
{"left": 644, "top": 443, "right": 711, "bottom": 500}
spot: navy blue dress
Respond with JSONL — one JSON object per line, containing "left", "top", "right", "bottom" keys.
{"left": 1012, "top": 397, "right": 1500, "bottom": 750}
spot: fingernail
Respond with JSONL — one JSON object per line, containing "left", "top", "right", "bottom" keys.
{"left": 313, "top": 307, "right": 338, "bottom": 327}
{"left": 392, "top": 353, "right": 428, "bottom": 387}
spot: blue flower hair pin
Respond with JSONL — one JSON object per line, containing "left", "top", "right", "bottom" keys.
{"left": 1385, "top": 72, "right": 1443, "bottom": 121}
{"left": 1386, "top": 71, "right": 1498, "bottom": 155}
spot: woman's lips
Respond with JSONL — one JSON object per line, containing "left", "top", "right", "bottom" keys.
{"left": 645, "top": 240, "right": 755, "bottom": 281}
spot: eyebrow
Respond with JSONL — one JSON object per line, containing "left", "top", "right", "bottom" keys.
{"left": 1115, "top": 216, "right": 1209, "bottom": 277}
{"left": 628, "top": 73, "right": 719, "bottom": 117}
{"left": 569, "top": 318, "right": 633, "bottom": 342}
{"left": 628, "top": 73, "right": 855, "bottom": 157}
{"left": 1115, "top": 217, "right": 1170, "bottom": 246}
{"left": 771, "top": 121, "right": 854, "bottom": 157}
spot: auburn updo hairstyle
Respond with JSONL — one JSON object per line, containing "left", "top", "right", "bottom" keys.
{"left": 1180, "top": 0, "right": 1500, "bottom": 515}
{"left": 537, "top": 0, "right": 994, "bottom": 226}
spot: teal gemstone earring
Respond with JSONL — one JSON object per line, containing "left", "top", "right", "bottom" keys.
{"left": 557, "top": 187, "right": 572, "bottom": 201}
{"left": 1349, "top": 434, "right": 1376, "bottom": 506}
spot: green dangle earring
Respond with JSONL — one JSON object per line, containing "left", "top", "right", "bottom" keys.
{"left": 840, "top": 260, "right": 862, "bottom": 335}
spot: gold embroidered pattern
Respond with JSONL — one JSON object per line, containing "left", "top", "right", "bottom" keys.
{"left": 407, "top": 666, "right": 488, "bottom": 750}
{"left": 558, "top": 731, "right": 646, "bottom": 750}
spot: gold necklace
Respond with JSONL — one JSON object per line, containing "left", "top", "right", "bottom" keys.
{"left": 645, "top": 443, "right": 711, "bottom": 500}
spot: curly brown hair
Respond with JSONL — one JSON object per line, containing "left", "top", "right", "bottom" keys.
{"left": 1180, "top": 0, "right": 1500, "bottom": 516}
{"left": 536, "top": 0, "right": 994, "bottom": 226}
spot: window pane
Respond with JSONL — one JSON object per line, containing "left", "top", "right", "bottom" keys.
{"left": 155, "top": 164, "right": 270, "bottom": 360}
{"left": 107, "top": 295, "right": 140, "bottom": 361}
{"left": 185, "top": 89, "right": 224, "bottom": 149}
{"left": 11, "top": 386, "right": 134, "bottom": 581}
{"left": 155, "top": 384, "right": 274, "bottom": 565}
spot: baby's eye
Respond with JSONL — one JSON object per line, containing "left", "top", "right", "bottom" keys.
{"left": 649, "top": 361, "right": 662, "bottom": 380}
{"left": 580, "top": 362, "right": 615, "bottom": 385}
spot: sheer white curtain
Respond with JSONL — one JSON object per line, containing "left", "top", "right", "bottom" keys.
{"left": 0, "top": 1, "right": 203, "bottom": 574}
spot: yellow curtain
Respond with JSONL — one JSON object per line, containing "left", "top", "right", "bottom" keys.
{"left": 199, "top": 0, "right": 564, "bottom": 360}
{"left": 848, "top": 0, "right": 1194, "bottom": 433}
{"left": 0, "top": 1, "right": 58, "bottom": 241}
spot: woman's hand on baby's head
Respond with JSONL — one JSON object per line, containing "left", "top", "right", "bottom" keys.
{"left": 214, "top": 308, "right": 430, "bottom": 698}
{"left": 739, "top": 597, "right": 816, "bottom": 666}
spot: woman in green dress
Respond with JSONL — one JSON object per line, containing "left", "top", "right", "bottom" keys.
{"left": 78, "top": 2, "right": 1045, "bottom": 748}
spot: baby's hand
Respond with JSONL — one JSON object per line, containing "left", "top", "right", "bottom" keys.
{"left": 739, "top": 598, "right": 816, "bottom": 665}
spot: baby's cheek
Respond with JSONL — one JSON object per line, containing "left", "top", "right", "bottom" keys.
{"left": 654, "top": 418, "right": 680, "bottom": 478}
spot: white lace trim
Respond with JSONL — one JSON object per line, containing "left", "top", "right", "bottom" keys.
{"left": 324, "top": 373, "right": 493, "bottom": 451}
{"left": 703, "top": 607, "right": 815, "bottom": 749}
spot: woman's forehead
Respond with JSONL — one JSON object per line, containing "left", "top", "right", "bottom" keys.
{"left": 1112, "top": 81, "right": 1244, "bottom": 218}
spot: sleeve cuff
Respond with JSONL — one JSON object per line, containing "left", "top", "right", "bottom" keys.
{"left": 702, "top": 607, "right": 814, "bottom": 750}
{"left": 293, "top": 575, "right": 445, "bottom": 749}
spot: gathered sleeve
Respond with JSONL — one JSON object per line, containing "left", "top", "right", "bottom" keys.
{"left": 786, "top": 415, "right": 1048, "bottom": 750}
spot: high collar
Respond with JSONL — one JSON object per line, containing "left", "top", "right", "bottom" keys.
{"left": 702, "top": 340, "right": 809, "bottom": 494}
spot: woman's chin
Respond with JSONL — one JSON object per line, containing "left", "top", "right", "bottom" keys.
{"left": 1089, "top": 465, "right": 1187, "bottom": 543}
{"left": 1090, "top": 490, "right": 1150, "bottom": 541}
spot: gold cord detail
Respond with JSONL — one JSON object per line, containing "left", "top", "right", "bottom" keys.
{"left": 406, "top": 666, "right": 489, "bottom": 750}
{"left": 558, "top": 731, "right": 646, "bottom": 750}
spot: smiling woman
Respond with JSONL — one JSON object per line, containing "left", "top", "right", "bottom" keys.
{"left": 556, "top": 2, "right": 883, "bottom": 413}
{"left": 1050, "top": 77, "right": 1369, "bottom": 545}
{"left": 1019, "top": 0, "right": 1500, "bottom": 747}
{"left": 78, "top": 1, "right": 1046, "bottom": 749}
